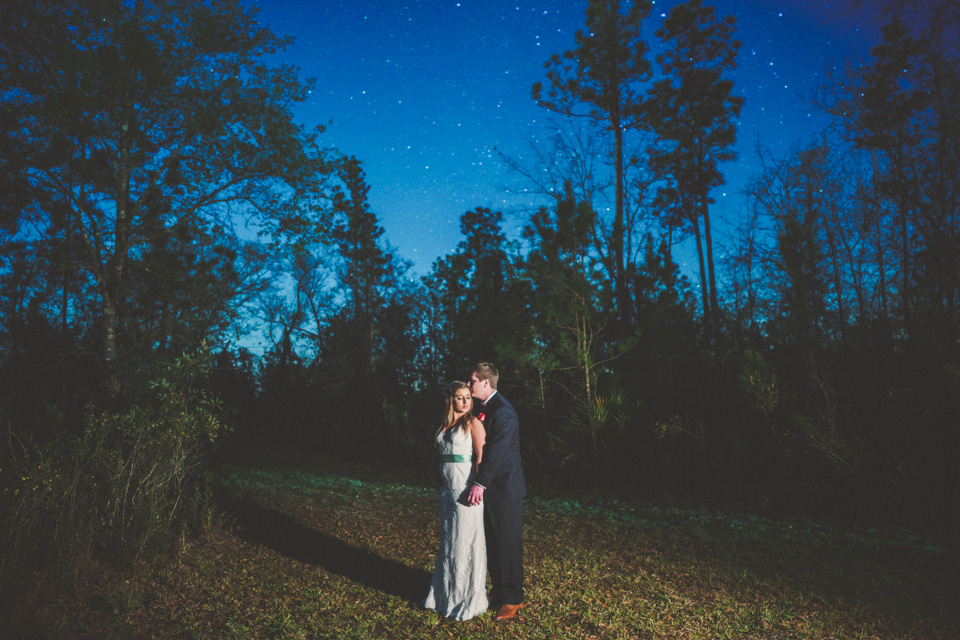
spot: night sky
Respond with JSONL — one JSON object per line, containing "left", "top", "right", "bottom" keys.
{"left": 247, "top": 0, "right": 884, "bottom": 276}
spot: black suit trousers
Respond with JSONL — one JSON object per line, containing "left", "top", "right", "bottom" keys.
{"left": 484, "top": 495, "right": 524, "bottom": 605}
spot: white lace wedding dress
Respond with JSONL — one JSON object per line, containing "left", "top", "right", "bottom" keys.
{"left": 424, "top": 427, "right": 488, "bottom": 620}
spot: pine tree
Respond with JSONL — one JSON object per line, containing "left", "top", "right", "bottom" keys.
{"left": 533, "top": 0, "right": 653, "bottom": 331}
{"left": 644, "top": 0, "right": 743, "bottom": 332}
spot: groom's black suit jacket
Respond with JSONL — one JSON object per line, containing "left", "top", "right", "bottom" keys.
{"left": 475, "top": 392, "right": 526, "bottom": 500}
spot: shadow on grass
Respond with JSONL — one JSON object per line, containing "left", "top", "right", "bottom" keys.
{"left": 233, "top": 500, "right": 431, "bottom": 605}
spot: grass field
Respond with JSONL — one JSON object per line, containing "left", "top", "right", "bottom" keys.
{"left": 14, "top": 449, "right": 958, "bottom": 639}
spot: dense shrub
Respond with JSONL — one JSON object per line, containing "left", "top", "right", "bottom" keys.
{"left": 0, "top": 345, "right": 223, "bottom": 592}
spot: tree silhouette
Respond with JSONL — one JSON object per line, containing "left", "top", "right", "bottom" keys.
{"left": 856, "top": 18, "right": 928, "bottom": 336}
{"left": 644, "top": 0, "right": 743, "bottom": 332}
{"left": 0, "top": 0, "right": 333, "bottom": 395}
{"left": 422, "top": 207, "right": 530, "bottom": 381}
{"left": 331, "top": 157, "right": 394, "bottom": 378}
{"left": 533, "top": 0, "right": 653, "bottom": 331}
{"left": 524, "top": 183, "right": 614, "bottom": 464}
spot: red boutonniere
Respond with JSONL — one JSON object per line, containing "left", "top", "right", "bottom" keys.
{"left": 478, "top": 412, "right": 486, "bottom": 422}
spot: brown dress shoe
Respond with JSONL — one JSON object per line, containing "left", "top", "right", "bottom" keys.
{"left": 494, "top": 603, "right": 523, "bottom": 621}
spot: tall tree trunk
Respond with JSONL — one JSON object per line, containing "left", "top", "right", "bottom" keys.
{"left": 103, "top": 288, "right": 121, "bottom": 398}
{"left": 691, "top": 211, "right": 710, "bottom": 329}
{"left": 701, "top": 194, "right": 719, "bottom": 322}
{"left": 612, "top": 104, "right": 629, "bottom": 331}
{"left": 877, "top": 213, "right": 889, "bottom": 324}
{"left": 580, "top": 313, "right": 600, "bottom": 462}
{"left": 894, "top": 138, "right": 911, "bottom": 337}
{"left": 826, "top": 226, "right": 846, "bottom": 340}
{"left": 871, "top": 154, "right": 889, "bottom": 326}
{"left": 898, "top": 181, "right": 910, "bottom": 336}
{"left": 104, "top": 109, "right": 133, "bottom": 399}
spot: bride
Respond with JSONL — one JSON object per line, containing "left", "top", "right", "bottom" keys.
{"left": 424, "top": 381, "right": 488, "bottom": 620}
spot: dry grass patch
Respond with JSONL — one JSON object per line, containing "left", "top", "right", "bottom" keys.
{"left": 6, "top": 451, "right": 956, "bottom": 639}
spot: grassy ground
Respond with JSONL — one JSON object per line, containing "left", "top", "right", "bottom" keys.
{"left": 11, "top": 449, "right": 958, "bottom": 639}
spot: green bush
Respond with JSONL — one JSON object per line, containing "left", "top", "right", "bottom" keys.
{"left": 1, "top": 345, "right": 223, "bottom": 592}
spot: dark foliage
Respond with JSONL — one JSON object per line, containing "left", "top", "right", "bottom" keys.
{"left": 2, "top": 1, "right": 960, "bottom": 622}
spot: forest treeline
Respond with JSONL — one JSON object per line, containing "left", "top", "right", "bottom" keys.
{"left": 2, "top": 0, "right": 958, "bottom": 596}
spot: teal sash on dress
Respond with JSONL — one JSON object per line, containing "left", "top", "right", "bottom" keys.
{"left": 441, "top": 454, "right": 473, "bottom": 463}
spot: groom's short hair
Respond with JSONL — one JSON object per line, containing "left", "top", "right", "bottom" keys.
{"left": 473, "top": 362, "right": 499, "bottom": 390}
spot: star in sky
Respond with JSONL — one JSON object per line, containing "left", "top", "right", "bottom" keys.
{"left": 250, "top": 0, "right": 883, "bottom": 275}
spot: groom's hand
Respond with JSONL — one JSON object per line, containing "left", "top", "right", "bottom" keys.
{"left": 467, "top": 483, "right": 485, "bottom": 506}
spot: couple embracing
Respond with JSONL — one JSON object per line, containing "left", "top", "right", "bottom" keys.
{"left": 424, "top": 362, "right": 526, "bottom": 622}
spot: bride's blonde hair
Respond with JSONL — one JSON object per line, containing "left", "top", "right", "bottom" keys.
{"left": 438, "top": 380, "right": 474, "bottom": 434}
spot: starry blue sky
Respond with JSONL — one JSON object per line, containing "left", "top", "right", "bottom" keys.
{"left": 247, "top": 0, "right": 884, "bottom": 275}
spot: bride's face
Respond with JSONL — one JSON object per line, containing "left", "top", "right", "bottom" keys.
{"left": 452, "top": 389, "right": 473, "bottom": 416}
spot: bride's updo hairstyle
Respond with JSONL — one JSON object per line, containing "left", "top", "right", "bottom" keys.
{"left": 439, "top": 380, "right": 474, "bottom": 434}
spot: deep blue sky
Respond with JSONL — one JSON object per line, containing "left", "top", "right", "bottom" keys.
{"left": 247, "top": 0, "right": 885, "bottom": 276}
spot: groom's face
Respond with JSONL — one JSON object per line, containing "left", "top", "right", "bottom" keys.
{"left": 468, "top": 373, "right": 491, "bottom": 401}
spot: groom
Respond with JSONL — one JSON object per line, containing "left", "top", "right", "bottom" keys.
{"left": 466, "top": 362, "right": 526, "bottom": 621}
